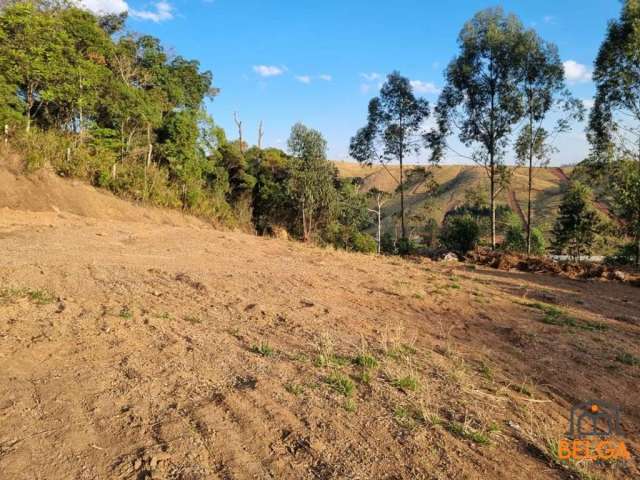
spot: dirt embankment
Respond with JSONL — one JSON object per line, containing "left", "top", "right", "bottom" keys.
{"left": 0, "top": 159, "right": 639, "bottom": 479}
{"left": 0, "top": 153, "right": 204, "bottom": 227}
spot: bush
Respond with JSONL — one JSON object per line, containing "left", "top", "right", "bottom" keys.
{"left": 440, "top": 214, "right": 480, "bottom": 254}
{"left": 397, "top": 237, "right": 417, "bottom": 255}
{"left": 605, "top": 242, "right": 639, "bottom": 266}
{"left": 324, "top": 223, "right": 377, "bottom": 253}
{"left": 502, "top": 223, "right": 546, "bottom": 255}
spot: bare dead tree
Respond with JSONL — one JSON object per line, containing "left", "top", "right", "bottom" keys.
{"left": 233, "top": 112, "right": 244, "bottom": 153}
{"left": 257, "top": 120, "right": 264, "bottom": 149}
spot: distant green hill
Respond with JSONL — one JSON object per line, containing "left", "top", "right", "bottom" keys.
{"left": 335, "top": 162, "right": 581, "bottom": 242}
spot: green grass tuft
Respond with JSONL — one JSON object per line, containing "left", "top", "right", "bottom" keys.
{"left": 252, "top": 342, "right": 275, "bottom": 357}
{"left": 447, "top": 421, "right": 490, "bottom": 445}
{"left": 326, "top": 372, "right": 355, "bottom": 397}
{"left": 615, "top": 351, "right": 640, "bottom": 366}
{"left": 392, "top": 375, "right": 419, "bottom": 392}
{"left": 353, "top": 354, "right": 378, "bottom": 369}
{"left": 529, "top": 302, "right": 607, "bottom": 332}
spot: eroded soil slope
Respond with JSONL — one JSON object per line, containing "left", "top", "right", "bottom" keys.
{"left": 0, "top": 170, "right": 639, "bottom": 479}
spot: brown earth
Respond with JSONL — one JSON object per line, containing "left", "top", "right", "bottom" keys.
{"left": 1, "top": 160, "right": 639, "bottom": 479}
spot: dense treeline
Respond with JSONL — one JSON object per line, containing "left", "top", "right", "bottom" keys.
{"left": 0, "top": 1, "right": 376, "bottom": 251}
{"left": 0, "top": 1, "right": 638, "bottom": 264}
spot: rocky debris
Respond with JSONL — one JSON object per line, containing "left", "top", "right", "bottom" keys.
{"left": 441, "top": 252, "right": 460, "bottom": 262}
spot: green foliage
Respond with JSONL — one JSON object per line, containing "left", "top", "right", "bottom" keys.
{"left": 604, "top": 242, "right": 639, "bottom": 266}
{"left": 326, "top": 372, "right": 355, "bottom": 397}
{"left": 529, "top": 303, "right": 607, "bottom": 332}
{"left": 392, "top": 375, "right": 419, "bottom": 392}
{"left": 440, "top": 214, "right": 481, "bottom": 254}
{"left": 587, "top": 1, "right": 640, "bottom": 265}
{"left": 428, "top": 8, "right": 528, "bottom": 244}
{"left": 288, "top": 123, "right": 338, "bottom": 241}
{"left": 350, "top": 71, "right": 432, "bottom": 239}
{"left": 502, "top": 221, "right": 545, "bottom": 255}
{"left": 353, "top": 354, "right": 378, "bottom": 369}
{"left": 396, "top": 237, "right": 417, "bottom": 255}
{"left": 552, "top": 182, "right": 603, "bottom": 260}
{"left": 252, "top": 342, "right": 275, "bottom": 357}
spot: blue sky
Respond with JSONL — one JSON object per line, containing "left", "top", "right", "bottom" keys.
{"left": 82, "top": 0, "right": 621, "bottom": 165}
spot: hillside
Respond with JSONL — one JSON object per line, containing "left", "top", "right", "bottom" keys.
{"left": 0, "top": 158, "right": 639, "bottom": 479}
{"left": 335, "top": 162, "right": 575, "bottom": 239}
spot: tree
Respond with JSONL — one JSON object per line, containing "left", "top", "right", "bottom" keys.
{"left": 0, "top": 2, "right": 70, "bottom": 132}
{"left": 552, "top": 182, "right": 602, "bottom": 261}
{"left": 366, "top": 188, "right": 390, "bottom": 254}
{"left": 349, "top": 71, "right": 431, "bottom": 240}
{"left": 288, "top": 123, "right": 337, "bottom": 241}
{"left": 515, "top": 29, "right": 584, "bottom": 255}
{"left": 587, "top": 0, "right": 640, "bottom": 266}
{"left": 428, "top": 8, "right": 529, "bottom": 249}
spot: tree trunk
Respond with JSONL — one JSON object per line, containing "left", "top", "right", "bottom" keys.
{"left": 26, "top": 86, "right": 33, "bottom": 133}
{"left": 377, "top": 195, "right": 382, "bottom": 254}
{"left": 526, "top": 114, "right": 534, "bottom": 256}
{"left": 301, "top": 198, "right": 308, "bottom": 241}
{"left": 490, "top": 153, "right": 496, "bottom": 250}
{"left": 399, "top": 151, "right": 406, "bottom": 239}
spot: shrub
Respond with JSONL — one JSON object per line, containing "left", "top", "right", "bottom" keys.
{"left": 503, "top": 223, "right": 546, "bottom": 255}
{"left": 440, "top": 214, "right": 480, "bottom": 254}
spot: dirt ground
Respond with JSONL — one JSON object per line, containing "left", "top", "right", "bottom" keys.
{"left": 1, "top": 169, "right": 639, "bottom": 479}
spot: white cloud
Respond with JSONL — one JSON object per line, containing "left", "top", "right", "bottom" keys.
{"left": 410, "top": 80, "right": 440, "bottom": 94}
{"left": 253, "top": 65, "right": 286, "bottom": 77}
{"left": 360, "top": 72, "right": 382, "bottom": 82}
{"left": 78, "top": 0, "right": 129, "bottom": 15}
{"left": 543, "top": 15, "right": 555, "bottom": 24}
{"left": 319, "top": 74, "right": 332, "bottom": 81}
{"left": 295, "top": 75, "right": 312, "bottom": 84}
{"left": 130, "top": 1, "right": 174, "bottom": 22}
{"left": 582, "top": 98, "right": 595, "bottom": 109}
{"left": 563, "top": 60, "right": 592, "bottom": 84}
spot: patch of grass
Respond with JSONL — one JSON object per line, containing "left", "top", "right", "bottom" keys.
{"left": 447, "top": 421, "right": 490, "bottom": 445}
{"left": 26, "top": 289, "right": 56, "bottom": 305}
{"left": 478, "top": 361, "right": 493, "bottom": 381}
{"left": 326, "top": 372, "right": 355, "bottom": 397}
{"left": 356, "top": 370, "right": 373, "bottom": 385}
{"left": 529, "top": 302, "right": 607, "bottom": 332}
{"left": 184, "top": 315, "right": 202, "bottom": 324}
{"left": 119, "top": 306, "right": 133, "bottom": 319}
{"left": 511, "top": 383, "right": 533, "bottom": 397}
{"left": 252, "top": 342, "right": 275, "bottom": 357}
{"left": 353, "top": 354, "right": 378, "bottom": 369}
{"left": 394, "top": 404, "right": 427, "bottom": 429}
{"left": 0, "top": 287, "right": 55, "bottom": 305}
{"left": 449, "top": 283, "right": 461, "bottom": 290}
{"left": 315, "top": 353, "right": 350, "bottom": 368}
{"left": 427, "top": 413, "right": 443, "bottom": 426}
{"left": 412, "top": 292, "right": 425, "bottom": 299}
{"left": 615, "top": 351, "right": 640, "bottom": 366}
{"left": 285, "top": 383, "right": 304, "bottom": 395}
{"left": 392, "top": 375, "right": 419, "bottom": 392}
{"left": 343, "top": 398, "right": 357, "bottom": 412}
{"left": 387, "top": 344, "right": 417, "bottom": 360}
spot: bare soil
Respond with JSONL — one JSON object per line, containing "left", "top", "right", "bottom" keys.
{"left": 1, "top": 164, "right": 639, "bottom": 479}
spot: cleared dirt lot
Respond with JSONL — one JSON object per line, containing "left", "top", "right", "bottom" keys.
{"left": 0, "top": 184, "right": 638, "bottom": 478}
